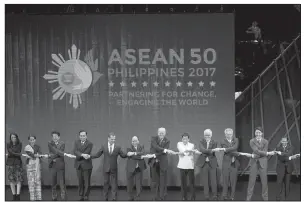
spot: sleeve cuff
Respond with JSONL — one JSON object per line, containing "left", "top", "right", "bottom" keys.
{"left": 289, "top": 156, "right": 292, "bottom": 160}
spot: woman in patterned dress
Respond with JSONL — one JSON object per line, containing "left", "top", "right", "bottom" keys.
{"left": 24, "top": 135, "right": 47, "bottom": 201}
{"left": 6, "top": 133, "right": 23, "bottom": 201}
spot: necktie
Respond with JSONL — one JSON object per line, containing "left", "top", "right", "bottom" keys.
{"left": 81, "top": 141, "right": 84, "bottom": 145}
{"left": 160, "top": 139, "right": 163, "bottom": 145}
{"left": 206, "top": 141, "right": 209, "bottom": 162}
{"left": 109, "top": 145, "right": 112, "bottom": 154}
{"left": 228, "top": 140, "right": 235, "bottom": 162}
{"left": 135, "top": 146, "right": 139, "bottom": 168}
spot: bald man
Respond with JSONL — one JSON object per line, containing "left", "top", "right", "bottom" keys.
{"left": 148, "top": 127, "right": 174, "bottom": 200}
{"left": 196, "top": 129, "right": 219, "bottom": 200}
{"left": 126, "top": 136, "right": 147, "bottom": 201}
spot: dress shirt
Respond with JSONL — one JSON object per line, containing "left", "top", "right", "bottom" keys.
{"left": 177, "top": 142, "right": 195, "bottom": 169}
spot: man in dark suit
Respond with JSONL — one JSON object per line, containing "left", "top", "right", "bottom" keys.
{"left": 73, "top": 130, "right": 93, "bottom": 201}
{"left": 48, "top": 131, "right": 66, "bottom": 201}
{"left": 246, "top": 126, "right": 275, "bottom": 201}
{"left": 148, "top": 127, "right": 174, "bottom": 201}
{"left": 220, "top": 128, "right": 240, "bottom": 201}
{"left": 90, "top": 132, "right": 128, "bottom": 201}
{"left": 126, "top": 136, "right": 147, "bottom": 201}
{"left": 275, "top": 137, "right": 296, "bottom": 200}
{"left": 196, "top": 129, "right": 219, "bottom": 200}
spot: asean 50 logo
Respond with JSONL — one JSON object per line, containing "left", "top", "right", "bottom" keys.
{"left": 43, "top": 44, "right": 102, "bottom": 109}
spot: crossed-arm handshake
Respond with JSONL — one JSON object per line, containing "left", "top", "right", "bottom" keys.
{"left": 164, "top": 149, "right": 202, "bottom": 155}
{"left": 78, "top": 152, "right": 155, "bottom": 159}
{"left": 20, "top": 153, "right": 76, "bottom": 158}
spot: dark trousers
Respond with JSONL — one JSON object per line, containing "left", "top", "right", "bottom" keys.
{"left": 202, "top": 162, "right": 217, "bottom": 199}
{"left": 151, "top": 162, "right": 167, "bottom": 200}
{"left": 180, "top": 169, "right": 195, "bottom": 200}
{"left": 246, "top": 162, "right": 268, "bottom": 201}
{"left": 222, "top": 163, "right": 238, "bottom": 199}
{"left": 51, "top": 168, "right": 66, "bottom": 200}
{"left": 103, "top": 170, "right": 118, "bottom": 200}
{"left": 127, "top": 167, "right": 143, "bottom": 200}
{"left": 77, "top": 168, "right": 92, "bottom": 199}
{"left": 276, "top": 167, "right": 291, "bottom": 200}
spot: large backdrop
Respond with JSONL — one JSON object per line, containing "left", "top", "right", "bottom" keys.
{"left": 5, "top": 14, "right": 234, "bottom": 186}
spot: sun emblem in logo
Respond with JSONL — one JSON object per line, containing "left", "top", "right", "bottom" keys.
{"left": 43, "top": 44, "right": 102, "bottom": 108}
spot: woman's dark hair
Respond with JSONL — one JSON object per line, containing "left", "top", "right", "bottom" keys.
{"left": 28, "top": 135, "right": 37, "bottom": 140}
{"left": 182, "top": 132, "right": 190, "bottom": 139}
{"left": 9, "top": 133, "right": 20, "bottom": 145}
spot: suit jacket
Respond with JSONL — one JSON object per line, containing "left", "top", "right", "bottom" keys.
{"left": 126, "top": 144, "right": 147, "bottom": 173}
{"left": 221, "top": 138, "right": 240, "bottom": 169}
{"left": 148, "top": 136, "right": 170, "bottom": 170}
{"left": 276, "top": 145, "right": 294, "bottom": 174}
{"left": 73, "top": 140, "right": 93, "bottom": 170}
{"left": 196, "top": 139, "right": 218, "bottom": 168}
{"left": 6, "top": 143, "right": 22, "bottom": 166}
{"left": 48, "top": 141, "right": 65, "bottom": 170}
{"left": 91, "top": 144, "right": 127, "bottom": 172}
{"left": 249, "top": 138, "right": 268, "bottom": 168}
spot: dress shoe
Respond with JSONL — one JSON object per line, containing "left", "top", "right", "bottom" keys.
{"left": 79, "top": 198, "right": 84, "bottom": 201}
{"left": 16, "top": 195, "right": 20, "bottom": 201}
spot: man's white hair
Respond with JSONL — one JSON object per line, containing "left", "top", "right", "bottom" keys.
{"left": 132, "top": 136, "right": 139, "bottom": 141}
{"left": 224, "top": 128, "right": 233, "bottom": 134}
{"left": 158, "top": 127, "right": 166, "bottom": 133}
{"left": 204, "top": 129, "right": 212, "bottom": 136}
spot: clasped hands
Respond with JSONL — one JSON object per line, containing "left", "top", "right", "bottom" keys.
{"left": 212, "top": 148, "right": 226, "bottom": 152}
{"left": 80, "top": 153, "right": 90, "bottom": 159}
{"left": 290, "top": 153, "right": 300, "bottom": 159}
{"left": 178, "top": 149, "right": 202, "bottom": 155}
{"left": 267, "top": 151, "right": 280, "bottom": 156}
{"left": 34, "top": 154, "right": 49, "bottom": 158}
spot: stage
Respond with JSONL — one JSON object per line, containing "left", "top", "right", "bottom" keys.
{"left": 5, "top": 178, "right": 301, "bottom": 201}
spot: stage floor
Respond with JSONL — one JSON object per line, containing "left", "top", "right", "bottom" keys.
{"left": 5, "top": 181, "right": 301, "bottom": 201}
